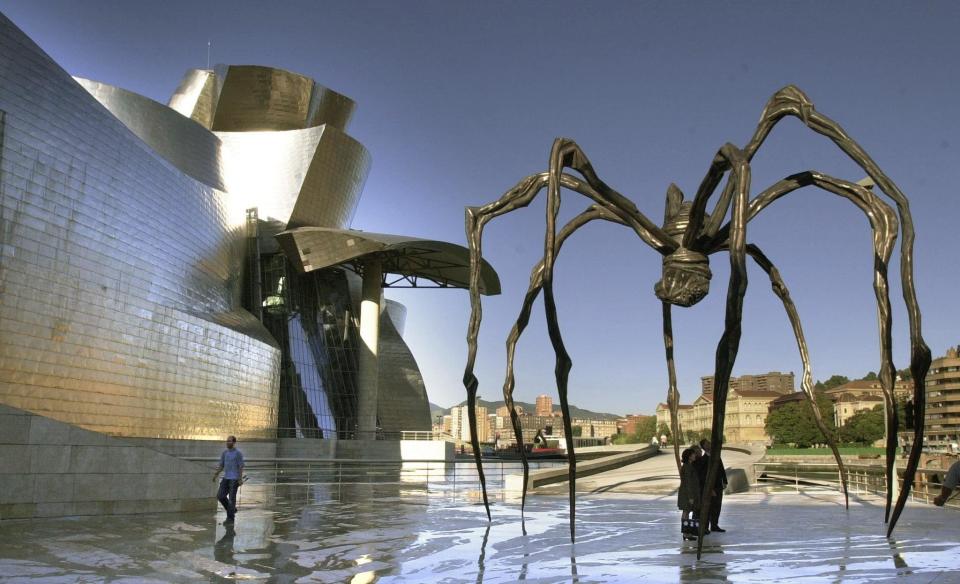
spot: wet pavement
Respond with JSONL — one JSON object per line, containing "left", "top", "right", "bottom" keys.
{"left": 0, "top": 480, "right": 957, "bottom": 583}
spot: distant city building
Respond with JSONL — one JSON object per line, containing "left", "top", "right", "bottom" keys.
{"left": 925, "top": 346, "right": 960, "bottom": 451}
{"left": 450, "top": 404, "right": 489, "bottom": 443}
{"left": 658, "top": 389, "right": 781, "bottom": 443}
{"left": 701, "top": 371, "right": 795, "bottom": 396}
{"left": 655, "top": 405, "right": 694, "bottom": 434}
{"left": 495, "top": 405, "right": 524, "bottom": 418}
{"left": 573, "top": 418, "right": 619, "bottom": 440}
{"left": 536, "top": 394, "right": 554, "bottom": 417}
{"left": 619, "top": 414, "right": 653, "bottom": 436}
{"left": 833, "top": 393, "right": 884, "bottom": 427}
{"left": 823, "top": 379, "right": 912, "bottom": 403}
{"left": 823, "top": 379, "right": 911, "bottom": 428}
{"left": 442, "top": 414, "right": 453, "bottom": 435}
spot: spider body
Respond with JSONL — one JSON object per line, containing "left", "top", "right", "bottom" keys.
{"left": 461, "top": 85, "right": 931, "bottom": 559}
{"left": 655, "top": 246, "right": 712, "bottom": 307}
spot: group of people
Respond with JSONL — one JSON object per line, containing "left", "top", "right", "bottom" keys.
{"left": 677, "top": 439, "right": 727, "bottom": 541}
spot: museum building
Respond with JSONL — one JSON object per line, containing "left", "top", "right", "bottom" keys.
{"left": 0, "top": 14, "right": 497, "bottom": 445}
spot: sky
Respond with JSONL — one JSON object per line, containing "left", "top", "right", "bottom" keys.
{"left": 4, "top": 1, "right": 959, "bottom": 416}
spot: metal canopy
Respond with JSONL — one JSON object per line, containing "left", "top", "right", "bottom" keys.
{"left": 276, "top": 226, "right": 501, "bottom": 295}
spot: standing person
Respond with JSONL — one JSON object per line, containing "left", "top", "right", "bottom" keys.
{"left": 696, "top": 438, "right": 728, "bottom": 533}
{"left": 660, "top": 433, "right": 668, "bottom": 448}
{"left": 213, "top": 435, "right": 245, "bottom": 524}
{"left": 678, "top": 447, "right": 701, "bottom": 541}
{"left": 933, "top": 460, "right": 960, "bottom": 506}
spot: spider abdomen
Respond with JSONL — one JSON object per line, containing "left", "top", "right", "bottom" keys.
{"left": 654, "top": 248, "right": 712, "bottom": 307}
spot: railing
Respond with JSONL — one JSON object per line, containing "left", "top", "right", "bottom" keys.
{"left": 752, "top": 460, "right": 960, "bottom": 508}
{"left": 189, "top": 458, "right": 563, "bottom": 491}
{"left": 400, "top": 431, "right": 456, "bottom": 441}
{"left": 272, "top": 427, "right": 453, "bottom": 441}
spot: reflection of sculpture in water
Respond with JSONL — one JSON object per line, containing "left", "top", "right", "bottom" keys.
{"left": 462, "top": 86, "right": 931, "bottom": 557}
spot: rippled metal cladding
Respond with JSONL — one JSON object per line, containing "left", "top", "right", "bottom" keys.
{"left": 0, "top": 14, "right": 373, "bottom": 440}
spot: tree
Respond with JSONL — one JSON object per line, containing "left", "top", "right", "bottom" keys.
{"left": 817, "top": 375, "right": 850, "bottom": 390}
{"left": 897, "top": 368, "right": 912, "bottom": 382}
{"left": 860, "top": 371, "right": 878, "bottom": 381}
{"left": 765, "top": 392, "right": 836, "bottom": 447}
{"left": 571, "top": 425, "right": 583, "bottom": 437}
{"left": 842, "top": 405, "right": 885, "bottom": 445}
{"left": 611, "top": 415, "right": 657, "bottom": 445}
{"left": 635, "top": 416, "right": 657, "bottom": 441}
{"left": 657, "top": 422, "right": 671, "bottom": 441}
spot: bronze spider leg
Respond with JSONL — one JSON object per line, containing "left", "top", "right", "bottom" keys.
{"left": 744, "top": 242, "right": 851, "bottom": 509}
{"left": 712, "top": 170, "right": 899, "bottom": 519}
{"left": 679, "top": 143, "right": 751, "bottom": 559}
{"left": 661, "top": 183, "right": 687, "bottom": 474}
{"left": 745, "top": 85, "right": 932, "bottom": 534}
{"left": 662, "top": 301, "right": 683, "bottom": 474}
{"left": 465, "top": 173, "right": 545, "bottom": 520}
{"left": 464, "top": 166, "right": 671, "bottom": 524}
{"left": 502, "top": 205, "right": 627, "bottom": 533}
{"left": 543, "top": 138, "right": 679, "bottom": 541}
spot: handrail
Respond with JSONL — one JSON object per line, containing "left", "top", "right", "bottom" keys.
{"left": 753, "top": 460, "right": 958, "bottom": 508}
{"left": 186, "top": 457, "right": 495, "bottom": 464}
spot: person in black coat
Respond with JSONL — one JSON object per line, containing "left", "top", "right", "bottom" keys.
{"left": 677, "top": 447, "right": 702, "bottom": 541}
{"left": 696, "top": 438, "right": 728, "bottom": 532}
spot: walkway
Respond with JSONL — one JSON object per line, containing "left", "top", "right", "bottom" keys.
{"left": 0, "top": 479, "right": 956, "bottom": 582}
{"left": 535, "top": 447, "right": 765, "bottom": 495}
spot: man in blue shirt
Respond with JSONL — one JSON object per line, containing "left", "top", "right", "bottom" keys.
{"left": 213, "top": 435, "right": 245, "bottom": 523}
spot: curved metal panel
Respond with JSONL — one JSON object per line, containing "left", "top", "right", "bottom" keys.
{"left": 287, "top": 125, "right": 370, "bottom": 228}
{"left": 383, "top": 299, "right": 407, "bottom": 337}
{"left": 0, "top": 15, "right": 279, "bottom": 440}
{"left": 276, "top": 227, "right": 502, "bottom": 295}
{"left": 212, "top": 65, "right": 314, "bottom": 131}
{"left": 209, "top": 65, "right": 356, "bottom": 132}
{"left": 168, "top": 68, "right": 220, "bottom": 129}
{"left": 217, "top": 126, "right": 326, "bottom": 224}
{"left": 218, "top": 124, "right": 368, "bottom": 228}
{"left": 377, "top": 307, "right": 431, "bottom": 432}
{"left": 307, "top": 84, "right": 355, "bottom": 130}
{"left": 76, "top": 77, "right": 226, "bottom": 190}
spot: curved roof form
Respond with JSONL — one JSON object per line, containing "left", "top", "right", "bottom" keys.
{"left": 75, "top": 77, "right": 226, "bottom": 190}
{"left": 168, "top": 65, "right": 356, "bottom": 132}
{"left": 217, "top": 124, "right": 369, "bottom": 227}
{"left": 277, "top": 227, "right": 501, "bottom": 295}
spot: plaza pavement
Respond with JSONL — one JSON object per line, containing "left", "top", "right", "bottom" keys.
{"left": 0, "top": 470, "right": 957, "bottom": 583}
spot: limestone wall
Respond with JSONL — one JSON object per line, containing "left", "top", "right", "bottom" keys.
{"left": 0, "top": 404, "right": 213, "bottom": 520}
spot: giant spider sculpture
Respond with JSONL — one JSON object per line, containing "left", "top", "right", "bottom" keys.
{"left": 461, "top": 86, "right": 931, "bottom": 558}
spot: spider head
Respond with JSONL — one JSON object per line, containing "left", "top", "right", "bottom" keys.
{"left": 654, "top": 247, "right": 711, "bottom": 307}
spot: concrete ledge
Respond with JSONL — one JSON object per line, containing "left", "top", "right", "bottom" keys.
{"left": 0, "top": 404, "right": 214, "bottom": 520}
{"left": 277, "top": 438, "right": 453, "bottom": 461}
{"left": 506, "top": 445, "right": 660, "bottom": 492}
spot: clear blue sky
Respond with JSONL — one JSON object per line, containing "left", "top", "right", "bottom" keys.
{"left": 5, "top": 1, "right": 958, "bottom": 415}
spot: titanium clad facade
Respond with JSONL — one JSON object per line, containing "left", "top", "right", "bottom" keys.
{"left": 378, "top": 300, "right": 431, "bottom": 432}
{"left": 0, "top": 15, "right": 280, "bottom": 439}
{"left": 0, "top": 14, "right": 456, "bottom": 442}
{"left": 218, "top": 124, "right": 369, "bottom": 228}
{"left": 75, "top": 78, "right": 226, "bottom": 190}
{"left": 168, "top": 69, "right": 220, "bottom": 129}
{"left": 210, "top": 65, "right": 355, "bottom": 132}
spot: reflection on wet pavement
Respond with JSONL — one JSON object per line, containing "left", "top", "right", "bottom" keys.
{"left": 0, "top": 481, "right": 957, "bottom": 582}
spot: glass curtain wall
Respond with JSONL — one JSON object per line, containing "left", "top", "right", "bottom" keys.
{"left": 259, "top": 251, "right": 362, "bottom": 439}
